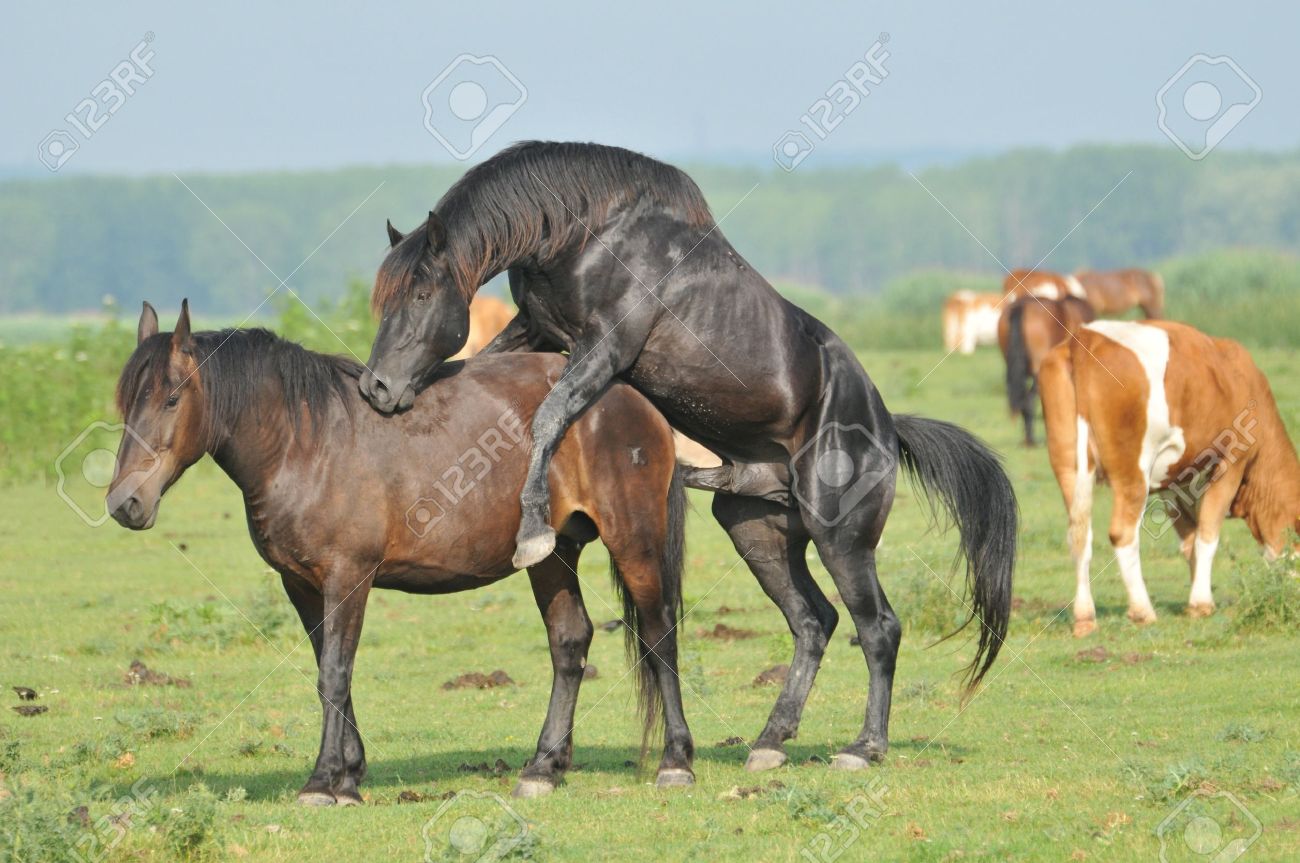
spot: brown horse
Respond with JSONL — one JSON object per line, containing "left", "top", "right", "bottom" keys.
{"left": 1001, "top": 269, "right": 1087, "bottom": 303}
{"left": 1039, "top": 320, "right": 1300, "bottom": 636}
{"left": 107, "top": 301, "right": 693, "bottom": 804}
{"left": 448, "top": 294, "right": 516, "bottom": 360}
{"left": 1073, "top": 269, "right": 1164, "bottom": 319}
{"left": 998, "top": 295, "right": 1095, "bottom": 446}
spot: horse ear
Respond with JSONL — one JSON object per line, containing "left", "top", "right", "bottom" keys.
{"left": 171, "top": 298, "right": 193, "bottom": 353}
{"left": 426, "top": 211, "right": 446, "bottom": 253}
{"left": 386, "top": 219, "right": 404, "bottom": 248}
{"left": 138, "top": 301, "right": 159, "bottom": 345}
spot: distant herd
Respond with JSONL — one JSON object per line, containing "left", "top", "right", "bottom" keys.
{"left": 944, "top": 267, "right": 1299, "bottom": 635}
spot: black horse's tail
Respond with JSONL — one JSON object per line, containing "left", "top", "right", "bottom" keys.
{"left": 609, "top": 463, "right": 685, "bottom": 759}
{"left": 893, "top": 414, "right": 1017, "bottom": 693}
{"left": 1004, "top": 302, "right": 1032, "bottom": 418}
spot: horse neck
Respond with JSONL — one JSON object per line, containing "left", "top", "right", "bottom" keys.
{"left": 206, "top": 377, "right": 310, "bottom": 498}
{"left": 1235, "top": 404, "right": 1300, "bottom": 553}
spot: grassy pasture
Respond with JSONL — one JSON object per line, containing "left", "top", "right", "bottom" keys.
{"left": 1, "top": 343, "right": 1298, "bottom": 862}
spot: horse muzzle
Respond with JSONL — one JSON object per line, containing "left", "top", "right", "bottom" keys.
{"left": 359, "top": 369, "right": 416, "bottom": 414}
{"left": 109, "top": 494, "right": 157, "bottom": 530}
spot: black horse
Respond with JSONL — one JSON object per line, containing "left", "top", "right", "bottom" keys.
{"left": 361, "top": 142, "right": 1017, "bottom": 770}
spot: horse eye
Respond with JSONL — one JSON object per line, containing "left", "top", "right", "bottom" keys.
{"left": 416, "top": 290, "right": 432, "bottom": 302}
{"left": 165, "top": 393, "right": 180, "bottom": 408}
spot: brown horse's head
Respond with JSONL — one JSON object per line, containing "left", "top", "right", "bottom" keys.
{"left": 360, "top": 214, "right": 470, "bottom": 414}
{"left": 107, "top": 300, "right": 207, "bottom": 530}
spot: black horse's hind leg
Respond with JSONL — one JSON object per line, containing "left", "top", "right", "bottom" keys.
{"left": 512, "top": 315, "right": 652, "bottom": 568}
{"left": 793, "top": 393, "right": 901, "bottom": 769}
{"left": 515, "top": 542, "right": 594, "bottom": 798}
{"left": 712, "top": 494, "right": 837, "bottom": 771}
{"left": 294, "top": 569, "right": 372, "bottom": 806}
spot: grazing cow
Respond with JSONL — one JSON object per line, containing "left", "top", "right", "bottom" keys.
{"left": 1074, "top": 269, "right": 1164, "bottom": 319}
{"left": 998, "top": 295, "right": 1095, "bottom": 446}
{"left": 942, "top": 290, "right": 1003, "bottom": 354}
{"left": 1002, "top": 269, "right": 1088, "bottom": 303}
{"left": 1039, "top": 320, "right": 1300, "bottom": 636}
{"left": 449, "top": 295, "right": 516, "bottom": 360}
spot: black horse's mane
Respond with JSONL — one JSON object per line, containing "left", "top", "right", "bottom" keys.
{"left": 373, "top": 141, "right": 715, "bottom": 310}
{"left": 117, "top": 328, "right": 363, "bottom": 448}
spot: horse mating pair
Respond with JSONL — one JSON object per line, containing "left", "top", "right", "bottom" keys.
{"left": 108, "top": 142, "right": 1019, "bottom": 804}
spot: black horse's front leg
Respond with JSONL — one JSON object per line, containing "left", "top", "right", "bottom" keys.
{"left": 512, "top": 325, "right": 645, "bottom": 568}
{"left": 514, "top": 541, "right": 592, "bottom": 797}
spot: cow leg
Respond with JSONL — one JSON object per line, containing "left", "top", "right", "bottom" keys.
{"left": 1108, "top": 475, "right": 1157, "bottom": 626}
{"left": 1186, "top": 471, "right": 1241, "bottom": 618}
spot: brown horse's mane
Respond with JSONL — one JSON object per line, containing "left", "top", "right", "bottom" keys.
{"left": 371, "top": 141, "right": 716, "bottom": 312}
{"left": 116, "top": 328, "right": 363, "bottom": 449}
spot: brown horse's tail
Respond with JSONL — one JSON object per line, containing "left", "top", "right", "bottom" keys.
{"left": 608, "top": 463, "right": 685, "bottom": 760}
{"left": 1004, "top": 302, "right": 1032, "bottom": 417}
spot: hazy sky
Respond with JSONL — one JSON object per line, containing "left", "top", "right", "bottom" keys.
{"left": 4, "top": 1, "right": 1295, "bottom": 174}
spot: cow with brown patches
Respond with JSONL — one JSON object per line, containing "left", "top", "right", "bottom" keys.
{"left": 1039, "top": 320, "right": 1300, "bottom": 636}
{"left": 1002, "top": 268, "right": 1089, "bottom": 303}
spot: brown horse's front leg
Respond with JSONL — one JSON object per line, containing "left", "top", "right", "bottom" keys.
{"left": 514, "top": 541, "right": 592, "bottom": 798}
{"left": 297, "top": 571, "right": 372, "bottom": 806}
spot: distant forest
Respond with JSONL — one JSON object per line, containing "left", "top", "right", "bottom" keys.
{"left": 3, "top": 144, "right": 1300, "bottom": 313}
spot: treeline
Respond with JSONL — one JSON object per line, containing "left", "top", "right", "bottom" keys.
{"left": 3, "top": 145, "right": 1300, "bottom": 313}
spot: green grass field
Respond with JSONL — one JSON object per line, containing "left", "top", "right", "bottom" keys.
{"left": 2, "top": 346, "right": 1298, "bottom": 862}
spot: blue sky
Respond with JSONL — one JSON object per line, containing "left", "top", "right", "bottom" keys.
{"left": 3, "top": 1, "right": 1294, "bottom": 173}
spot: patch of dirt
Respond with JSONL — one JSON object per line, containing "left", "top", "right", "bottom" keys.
{"left": 457, "top": 758, "right": 511, "bottom": 775}
{"left": 396, "top": 790, "right": 426, "bottom": 803}
{"left": 718, "top": 781, "right": 784, "bottom": 801}
{"left": 125, "top": 659, "right": 192, "bottom": 687}
{"left": 848, "top": 634, "right": 861, "bottom": 646}
{"left": 442, "top": 670, "right": 515, "bottom": 690}
{"left": 1120, "top": 652, "right": 1153, "bottom": 665}
{"left": 715, "top": 605, "right": 744, "bottom": 615}
{"left": 752, "top": 665, "right": 789, "bottom": 686}
{"left": 582, "top": 665, "right": 598, "bottom": 680}
{"left": 716, "top": 736, "right": 746, "bottom": 747}
{"left": 12, "top": 705, "right": 47, "bottom": 717}
{"left": 697, "top": 623, "right": 758, "bottom": 641}
{"left": 1075, "top": 646, "right": 1110, "bottom": 663}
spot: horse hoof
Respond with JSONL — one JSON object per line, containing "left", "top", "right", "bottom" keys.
{"left": 297, "top": 791, "right": 336, "bottom": 807}
{"left": 1187, "top": 602, "right": 1215, "bottom": 619}
{"left": 512, "top": 530, "right": 557, "bottom": 569}
{"left": 656, "top": 768, "right": 695, "bottom": 788}
{"left": 1072, "top": 619, "right": 1098, "bottom": 638}
{"left": 512, "top": 778, "right": 556, "bottom": 799}
{"left": 334, "top": 791, "right": 364, "bottom": 807}
{"left": 1127, "top": 607, "right": 1158, "bottom": 626}
{"left": 830, "top": 752, "right": 873, "bottom": 771}
{"left": 744, "top": 748, "right": 787, "bottom": 772}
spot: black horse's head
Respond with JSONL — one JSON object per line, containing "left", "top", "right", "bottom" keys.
{"left": 108, "top": 300, "right": 208, "bottom": 530}
{"left": 360, "top": 214, "right": 470, "bottom": 413}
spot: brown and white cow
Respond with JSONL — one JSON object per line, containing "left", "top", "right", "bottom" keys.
{"left": 1002, "top": 269, "right": 1089, "bottom": 303}
{"left": 1039, "top": 320, "right": 1300, "bottom": 636}
{"left": 943, "top": 290, "right": 1003, "bottom": 354}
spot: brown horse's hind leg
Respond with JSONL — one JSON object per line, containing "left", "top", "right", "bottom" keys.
{"left": 514, "top": 540, "right": 593, "bottom": 798}
{"left": 711, "top": 494, "right": 836, "bottom": 771}
{"left": 292, "top": 569, "right": 372, "bottom": 806}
